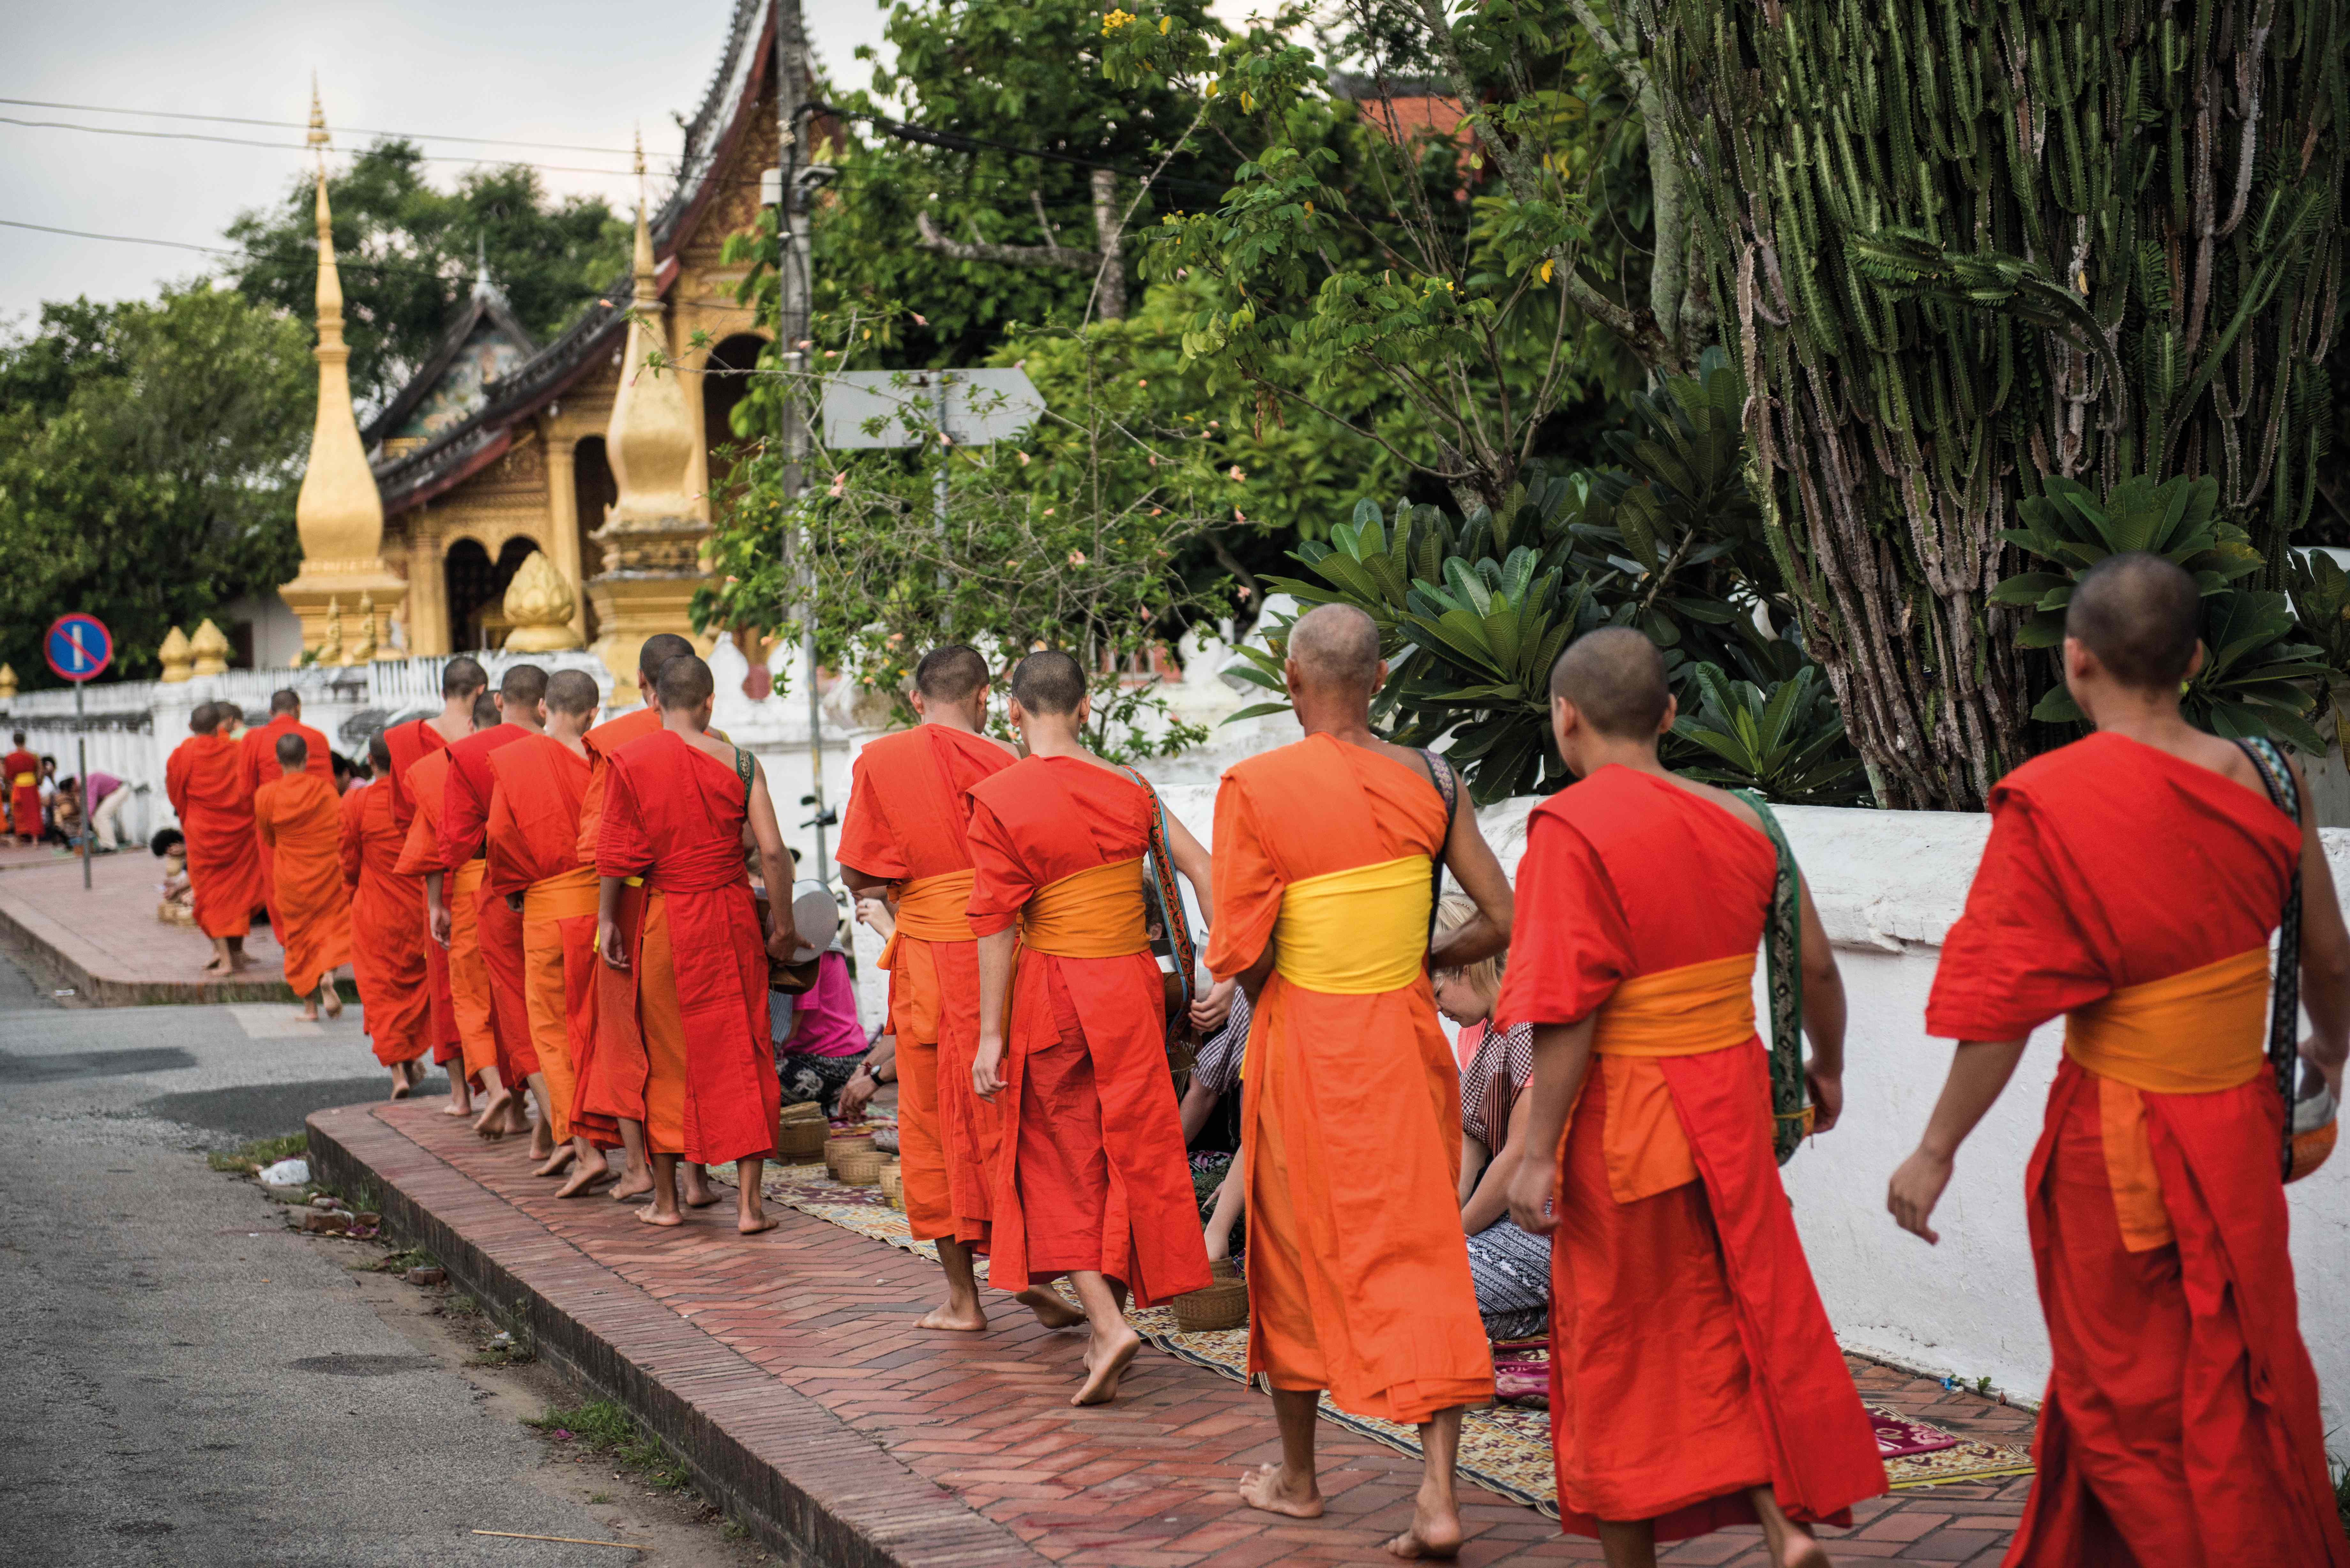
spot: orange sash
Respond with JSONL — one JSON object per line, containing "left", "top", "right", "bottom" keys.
{"left": 877, "top": 869, "right": 982, "bottom": 1043}
{"left": 893, "top": 868, "right": 978, "bottom": 942}
{"left": 1587, "top": 954, "right": 1759, "bottom": 1204}
{"left": 2064, "top": 946, "right": 2270, "bottom": 1250}
{"left": 1018, "top": 857, "right": 1147, "bottom": 959}
{"left": 523, "top": 863, "right": 601, "bottom": 923}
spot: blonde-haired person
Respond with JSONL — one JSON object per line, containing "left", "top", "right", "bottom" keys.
{"left": 1434, "top": 894, "right": 1550, "bottom": 1342}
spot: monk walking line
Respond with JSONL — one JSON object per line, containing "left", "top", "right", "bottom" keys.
{"left": 239, "top": 688, "right": 334, "bottom": 940}
{"left": 252, "top": 731, "right": 352, "bottom": 1022}
{"left": 594, "top": 653, "right": 788, "bottom": 1236}
{"left": 1499, "top": 627, "right": 1880, "bottom": 1568}
{"left": 385, "top": 658, "right": 486, "bottom": 1115}
{"left": 836, "top": 644, "right": 1083, "bottom": 1336}
{"left": 1888, "top": 552, "right": 2350, "bottom": 1567}
{"left": 164, "top": 703, "right": 264, "bottom": 977}
{"left": 967, "top": 649, "right": 1224, "bottom": 1407}
{"left": 572, "top": 634, "right": 721, "bottom": 1212}
{"left": 1203, "top": 604, "right": 1513, "bottom": 1560}
{"left": 344, "top": 734, "right": 435, "bottom": 1097}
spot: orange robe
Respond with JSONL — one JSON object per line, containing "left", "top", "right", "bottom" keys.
{"left": 570, "top": 706, "right": 683, "bottom": 1151}
{"left": 487, "top": 734, "right": 598, "bottom": 1146}
{"left": 442, "top": 724, "right": 536, "bottom": 1084}
{"left": 395, "top": 749, "right": 497, "bottom": 1086}
{"left": 1927, "top": 733, "right": 2350, "bottom": 1567}
{"left": 165, "top": 733, "right": 263, "bottom": 939}
{"left": 253, "top": 772, "right": 352, "bottom": 996}
{"left": 4, "top": 748, "right": 40, "bottom": 838}
{"left": 239, "top": 716, "right": 333, "bottom": 931}
{"left": 383, "top": 719, "right": 459, "bottom": 1066}
{"left": 595, "top": 728, "right": 778, "bottom": 1166}
{"left": 966, "top": 756, "right": 1207, "bottom": 1305}
{"left": 1204, "top": 735, "right": 1490, "bottom": 1424}
{"left": 837, "top": 724, "right": 1017, "bottom": 1243}
{"left": 1497, "top": 765, "right": 1882, "bottom": 1539}
{"left": 340, "top": 781, "right": 431, "bottom": 1067}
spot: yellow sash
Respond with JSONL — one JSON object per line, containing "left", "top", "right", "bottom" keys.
{"left": 9, "top": 772, "right": 34, "bottom": 789}
{"left": 893, "top": 868, "right": 979, "bottom": 943}
{"left": 1584, "top": 954, "right": 1759, "bottom": 1204}
{"left": 523, "top": 863, "right": 601, "bottom": 922}
{"left": 450, "top": 857, "right": 488, "bottom": 898}
{"left": 1273, "top": 854, "right": 1430, "bottom": 995}
{"left": 1019, "top": 857, "right": 1148, "bottom": 959}
{"left": 2064, "top": 946, "right": 2271, "bottom": 1252}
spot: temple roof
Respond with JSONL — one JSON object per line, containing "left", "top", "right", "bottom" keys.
{"left": 368, "top": 0, "right": 779, "bottom": 514}
{"left": 363, "top": 261, "right": 538, "bottom": 449}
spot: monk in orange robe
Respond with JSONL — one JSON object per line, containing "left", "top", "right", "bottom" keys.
{"left": 1202, "top": 606, "right": 1509, "bottom": 1556}
{"left": 254, "top": 731, "right": 352, "bottom": 1021}
{"left": 968, "top": 650, "right": 1214, "bottom": 1406}
{"left": 595, "top": 653, "right": 786, "bottom": 1233}
{"left": 165, "top": 703, "right": 265, "bottom": 976}
{"left": 1890, "top": 553, "right": 2350, "bottom": 1568}
{"left": 441, "top": 665, "right": 549, "bottom": 1149}
{"left": 572, "top": 633, "right": 716, "bottom": 1208}
{"left": 385, "top": 659, "right": 485, "bottom": 1113}
{"left": 487, "top": 668, "right": 612, "bottom": 1196}
{"left": 344, "top": 734, "right": 434, "bottom": 1096}
{"left": 1497, "top": 628, "right": 1879, "bottom": 1568}
{"left": 5, "top": 731, "right": 41, "bottom": 845}
{"left": 239, "top": 690, "right": 331, "bottom": 925}
{"left": 840, "top": 643, "right": 1081, "bottom": 1334}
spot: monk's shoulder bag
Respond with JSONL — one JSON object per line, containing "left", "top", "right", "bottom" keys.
{"left": 1418, "top": 748, "right": 1459, "bottom": 946}
{"left": 2229, "top": 736, "right": 2337, "bottom": 1183}
{"left": 1122, "top": 766, "right": 1200, "bottom": 1061}
{"left": 1731, "top": 789, "right": 1811, "bottom": 1166}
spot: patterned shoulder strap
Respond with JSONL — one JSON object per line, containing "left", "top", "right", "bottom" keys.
{"left": 2232, "top": 736, "right": 2304, "bottom": 1180}
{"left": 1733, "top": 789, "right": 1811, "bottom": 1165}
{"left": 1420, "top": 749, "right": 1459, "bottom": 945}
{"left": 1123, "top": 766, "right": 1198, "bottom": 1024}
{"left": 733, "top": 744, "right": 756, "bottom": 793}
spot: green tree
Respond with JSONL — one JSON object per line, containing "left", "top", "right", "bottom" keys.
{"left": 0, "top": 287, "right": 312, "bottom": 687}
{"left": 222, "top": 141, "right": 629, "bottom": 412}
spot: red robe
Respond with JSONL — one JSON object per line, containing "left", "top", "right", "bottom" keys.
{"left": 395, "top": 748, "right": 496, "bottom": 1085}
{"left": 570, "top": 706, "right": 679, "bottom": 1150}
{"left": 595, "top": 728, "right": 778, "bottom": 1166}
{"left": 341, "top": 781, "right": 431, "bottom": 1067}
{"left": 253, "top": 772, "right": 352, "bottom": 995}
{"left": 4, "top": 748, "right": 41, "bottom": 838}
{"left": 487, "top": 734, "right": 599, "bottom": 1146}
{"left": 965, "top": 756, "right": 1207, "bottom": 1306}
{"left": 1204, "top": 735, "right": 1492, "bottom": 1425}
{"left": 239, "top": 715, "right": 333, "bottom": 931}
{"left": 382, "top": 718, "right": 459, "bottom": 1064}
{"left": 1927, "top": 733, "right": 2350, "bottom": 1568}
{"left": 165, "top": 733, "right": 263, "bottom": 939}
{"left": 837, "top": 723, "right": 1018, "bottom": 1243}
{"left": 1497, "top": 766, "right": 1882, "bottom": 1540}
{"left": 442, "top": 723, "right": 536, "bottom": 1083}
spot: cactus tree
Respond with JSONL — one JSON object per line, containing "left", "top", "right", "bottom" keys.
{"left": 1617, "top": 0, "right": 2345, "bottom": 807}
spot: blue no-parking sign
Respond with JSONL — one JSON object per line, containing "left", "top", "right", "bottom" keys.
{"left": 44, "top": 613, "right": 112, "bottom": 682}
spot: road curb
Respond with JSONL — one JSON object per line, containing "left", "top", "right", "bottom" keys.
{"left": 0, "top": 883, "right": 342, "bottom": 1005}
{"left": 306, "top": 1102, "right": 1051, "bottom": 1568}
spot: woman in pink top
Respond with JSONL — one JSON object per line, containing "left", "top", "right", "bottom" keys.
{"left": 775, "top": 945, "right": 869, "bottom": 1115}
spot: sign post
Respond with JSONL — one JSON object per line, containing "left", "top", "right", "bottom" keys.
{"left": 44, "top": 613, "right": 113, "bottom": 891}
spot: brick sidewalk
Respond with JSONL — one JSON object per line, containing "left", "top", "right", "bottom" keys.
{"left": 0, "top": 848, "right": 311, "bottom": 1003}
{"left": 309, "top": 1099, "right": 2035, "bottom": 1567}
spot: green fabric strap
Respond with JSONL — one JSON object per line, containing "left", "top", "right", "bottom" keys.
{"left": 2230, "top": 735, "right": 2304, "bottom": 1181}
{"left": 1733, "top": 789, "right": 1809, "bottom": 1166}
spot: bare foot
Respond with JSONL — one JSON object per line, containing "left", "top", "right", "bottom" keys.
{"left": 608, "top": 1169, "right": 653, "bottom": 1202}
{"left": 915, "top": 1302, "right": 989, "bottom": 1331}
{"left": 1382, "top": 1485, "right": 1464, "bottom": 1560}
{"left": 1238, "top": 1463, "right": 1324, "bottom": 1519}
{"left": 527, "top": 1123, "right": 555, "bottom": 1161}
{"left": 471, "top": 1088, "right": 513, "bottom": 1138}
{"left": 682, "top": 1167, "right": 720, "bottom": 1208}
{"left": 201, "top": 955, "right": 231, "bottom": 977}
{"left": 1776, "top": 1534, "right": 1830, "bottom": 1568}
{"left": 226, "top": 951, "right": 253, "bottom": 974}
{"left": 634, "top": 1205, "right": 683, "bottom": 1227}
{"left": 321, "top": 987, "right": 343, "bottom": 1020}
{"left": 441, "top": 1095, "right": 473, "bottom": 1117}
{"left": 553, "top": 1161, "right": 614, "bottom": 1199}
{"left": 1072, "top": 1325, "right": 1142, "bottom": 1407}
{"left": 532, "top": 1145, "right": 576, "bottom": 1179}
{"left": 294, "top": 1005, "right": 320, "bottom": 1022}
{"left": 737, "top": 1207, "right": 778, "bottom": 1235}
{"left": 1017, "top": 1286, "right": 1085, "bottom": 1329}
{"left": 389, "top": 1067, "right": 413, "bottom": 1101}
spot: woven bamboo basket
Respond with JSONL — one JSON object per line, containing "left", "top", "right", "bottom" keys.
{"left": 780, "top": 1100, "right": 824, "bottom": 1123}
{"left": 1171, "top": 1258, "right": 1247, "bottom": 1332}
{"left": 834, "top": 1145, "right": 886, "bottom": 1186}
{"left": 776, "top": 1120, "right": 827, "bottom": 1161}
{"left": 823, "top": 1132, "right": 876, "bottom": 1178}
{"left": 877, "top": 1161, "right": 904, "bottom": 1208}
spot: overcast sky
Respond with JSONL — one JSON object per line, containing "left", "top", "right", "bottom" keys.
{"left": 0, "top": 0, "right": 896, "bottom": 327}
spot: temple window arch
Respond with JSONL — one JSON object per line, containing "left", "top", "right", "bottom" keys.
{"left": 444, "top": 533, "right": 542, "bottom": 650}
{"left": 701, "top": 333, "right": 768, "bottom": 502}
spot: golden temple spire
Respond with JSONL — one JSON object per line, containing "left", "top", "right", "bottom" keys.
{"left": 601, "top": 124, "right": 698, "bottom": 532}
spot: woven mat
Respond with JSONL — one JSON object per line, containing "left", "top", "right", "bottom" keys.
{"left": 743, "top": 1162, "right": 2035, "bottom": 1517}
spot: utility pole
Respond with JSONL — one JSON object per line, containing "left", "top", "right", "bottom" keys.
{"left": 773, "top": 0, "right": 830, "bottom": 885}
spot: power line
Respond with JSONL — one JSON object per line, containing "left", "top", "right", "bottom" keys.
{"left": 0, "top": 113, "right": 656, "bottom": 180}
{"left": 0, "top": 95, "right": 641, "bottom": 158}
{"left": 0, "top": 217, "right": 236, "bottom": 256}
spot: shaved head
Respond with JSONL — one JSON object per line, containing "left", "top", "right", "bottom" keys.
{"left": 656, "top": 654, "right": 716, "bottom": 711}
{"left": 471, "top": 691, "right": 502, "bottom": 728}
{"left": 1010, "top": 650, "right": 1086, "bottom": 716}
{"left": 915, "top": 644, "right": 989, "bottom": 703}
{"left": 545, "top": 669, "right": 600, "bottom": 718}
{"left": 269, "top": 689, "right": 300, "bottom": 716}
{"left": 275, "top": 732, "right": 309, "bottom": 769}
{"left": 636, "top": 632, "right": 696, "bottom": 690}
{"left": 499, "top": 663, "right": 548, "bottom": 709}
{"left": 442, "top": 657, "right": 488, "bottom": 699}
{"left": 368, "top": 734, "right": 393, "bottom": 772}
{"left": 189, "top": 703, "right": 218, "bottom": 735}
{"left": 1287, "top": 604, "right": 1383, "bottom": 696}
{"left": 1550, "top": 627, "right": 1671, "bottom": 739}
{"left": 2067, "top": 552, "right": 2201, "bottom": 691}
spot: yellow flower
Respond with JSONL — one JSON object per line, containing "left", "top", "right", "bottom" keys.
{"left": 1539, "top": 258, "right": 1555, "bottom": 283}
{"left": 1100, "top": 9, "right": 1135, "bottom": 34}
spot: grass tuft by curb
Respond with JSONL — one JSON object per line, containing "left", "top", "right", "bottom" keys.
{"left": 207, "top": 1131, "right": 307, "bottom": 1174}
{"left": 529, "top": 1400, "right": 692, "bottom": 1492}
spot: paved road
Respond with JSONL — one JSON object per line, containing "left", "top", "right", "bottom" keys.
{"left": 0, "top": 956, "right": 759, "bottom": 1567}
